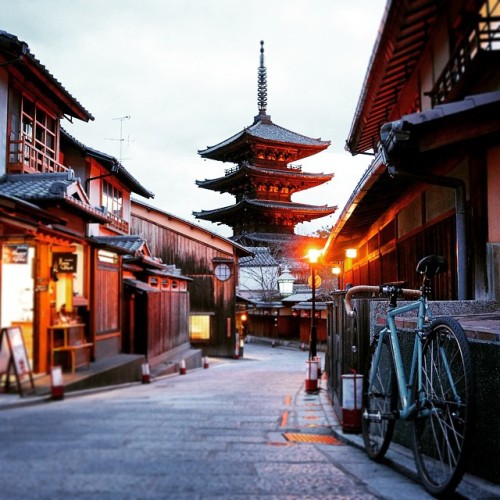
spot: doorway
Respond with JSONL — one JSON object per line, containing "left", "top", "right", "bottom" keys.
{"left": 1, "top": 244, "right": 35, "bottom": 368}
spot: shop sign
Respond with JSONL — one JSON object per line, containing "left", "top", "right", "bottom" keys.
{"left": 2, "top": 244, "right": 29, "bottom": 264}
{"left": 53, "top": 253, "right": 78, "bottom": 273}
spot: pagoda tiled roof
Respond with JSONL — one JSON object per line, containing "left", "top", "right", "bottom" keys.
{"left": 193, "top": 197, "right": 336, "bottom": 222}
{"left": 198, "top": 114, "right": 330, "bottom": 161}
{"left": 196, "top": 162, "right": 333, "bottom": 192}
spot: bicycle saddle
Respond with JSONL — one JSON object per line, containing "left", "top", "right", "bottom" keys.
{"left": 416, "top": 255, "right": 448, "bottom": 276}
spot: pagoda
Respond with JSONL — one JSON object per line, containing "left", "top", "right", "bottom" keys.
{"left": 194, "top": 41, "right": 336, "bottom": 247}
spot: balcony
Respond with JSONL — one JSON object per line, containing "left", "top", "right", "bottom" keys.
{"left": 8, "top": 138, "right": 68, "bottom": 174}
{"left": 430, "top": 15, "right": 500, "bottom": 106}
{"left": 106, "top": 212, "right": 129, "bottom": 234}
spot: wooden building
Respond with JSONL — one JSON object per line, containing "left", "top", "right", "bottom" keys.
{"left": 323, "top": 0, "right": 500, "bottom": 302}
{"left": 0, "top": 30, "right": 188, "bottom": 379}
{"left": 131, "top": 199, "right": 252, "bottom": 357}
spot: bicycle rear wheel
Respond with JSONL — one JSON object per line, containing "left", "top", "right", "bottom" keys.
{"left": 413, "top": 317, "right": 474, "bottom": 496}
{"left": 362, "top": 334, "right": 398, "bottom": 460}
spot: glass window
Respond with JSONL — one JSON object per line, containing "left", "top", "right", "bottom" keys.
{"left": 102, "top": 180, "right": 123, "bottom": 218}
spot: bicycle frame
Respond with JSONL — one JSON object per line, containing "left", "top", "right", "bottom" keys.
{"left": 370, "top": 294, "right": 431, "bottom": 421}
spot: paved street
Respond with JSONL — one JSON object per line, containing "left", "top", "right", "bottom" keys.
{"left": 0, "top": 343, "right": 498, "bottom": 499}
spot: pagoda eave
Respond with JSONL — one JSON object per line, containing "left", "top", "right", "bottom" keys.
{"left": 193, "top": 198, "right": 337, "bottom": 223}
{"left": 196, "top": 164, "right": 334, "bottom": 193}
{"left": 199, "top": 120, "right": 330, "bottom": 164}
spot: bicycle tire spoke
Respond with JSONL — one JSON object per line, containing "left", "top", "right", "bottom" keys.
{"left": 413, "top": 318, "right": 473, "bottom": 496}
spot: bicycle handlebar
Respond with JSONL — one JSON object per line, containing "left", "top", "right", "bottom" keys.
{"left": 344, "top": 285, "right": 422, "bottom": 317}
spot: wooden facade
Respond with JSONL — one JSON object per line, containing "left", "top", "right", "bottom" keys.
{"left": 0, "top": 31, "right": 181, "bottom": 378}
{"left": 324, "top": 0, "right": 500, "bottom": 302}
{"left": 131, "top": 199, "right": 251, "bottom": 357}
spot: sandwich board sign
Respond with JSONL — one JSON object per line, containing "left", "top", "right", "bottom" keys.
{"left": 0, "top": 327, "right": 35, "bottom": 396}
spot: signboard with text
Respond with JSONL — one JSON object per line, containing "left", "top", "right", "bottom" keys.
{"left": 52, "top": 253, "right": 78, "bottom": 273}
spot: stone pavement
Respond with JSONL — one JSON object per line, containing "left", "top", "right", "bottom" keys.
{"left": 0, "top": 343, "right": 499, "bottom": 499}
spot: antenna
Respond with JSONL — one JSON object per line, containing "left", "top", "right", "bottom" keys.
{"left": 105, "top": 115, "right": 131, "bottom": 163}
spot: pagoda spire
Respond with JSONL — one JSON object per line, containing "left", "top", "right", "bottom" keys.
{"left": 256, "top": 41, "right": 271, "bottom": 122}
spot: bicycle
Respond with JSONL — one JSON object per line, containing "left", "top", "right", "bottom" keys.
{"left": 344, "top": 255, "right": 474, "bottom": 497}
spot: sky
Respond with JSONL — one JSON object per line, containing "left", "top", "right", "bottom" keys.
{"left": 3, "top": 0, "right": 387, "bottom": 238}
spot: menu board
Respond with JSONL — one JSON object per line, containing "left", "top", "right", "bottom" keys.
{"left": 0, "top": 327, "right": 35, "bottom": 396}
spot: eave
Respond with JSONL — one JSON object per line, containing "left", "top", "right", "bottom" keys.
{"left": 345, "top": 0, "right": 440, "bottom": 155}
{"left": 196, "top": 163, "right": 333, "bottom": 193}
{"left": 194, "top": 197, "right": 337, "bottom": 224}
{"left": 324, "top": 90, "right": 500, "bottom": 262}
{"left": 199, "top": 116, "right": 330, "bottom": 163}
{"left": 0, "top": 30, "right": 93, "bottom": 122}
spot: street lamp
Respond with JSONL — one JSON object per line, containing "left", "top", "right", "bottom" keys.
{"left": 307, "top": 249, "right": 321, "bottom": 359}
{"left": 277, "top": 266, "right": 295, "bottom": 297}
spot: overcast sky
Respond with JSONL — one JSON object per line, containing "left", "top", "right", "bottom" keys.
{"left": 4, "top": 0, "right": 386, "bottom": 238}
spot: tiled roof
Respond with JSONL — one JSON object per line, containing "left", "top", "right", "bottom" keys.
{"left": 0, "top": 171, "right": 108, "bottom": 222}
{"left": 194, "top": 197, "right": 336, "bottom": 220}
{"left": 199, "top": 116, "right": 330, "bottom": 156}
{"left": 239, "top": 247, "right": 278, "bottom": 267}
{"left": 196, "top": 162, "right": 333, "bottom": 192}
{"left": 0, "top": 172, "right": 76, "bottom": 200}
{"left": 91, "top": 235, "right": 145, "bottom": 255}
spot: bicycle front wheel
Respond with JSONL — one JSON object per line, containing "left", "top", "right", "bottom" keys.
{"left": 362, "top": 334, "right": 398, "bottom": 461}
{"left": 413, "top": 317, "right": 474, "bottom": 496}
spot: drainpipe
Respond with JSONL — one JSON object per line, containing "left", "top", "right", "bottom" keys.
{"left": 387, "top": 165, "right": 467, "bottom": 300}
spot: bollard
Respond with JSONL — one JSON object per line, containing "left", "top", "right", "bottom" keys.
{"left": 341, "top": 371, "right": 363, "bottom": 433}
{"left": 180, "top": 359, "right": 187, "bottom": 375}
{"left": 51, "top": 366, "right": 64, "bottom": 400}
{"left": 305, "top": 359, "right": 319, "bottom": 393}
{"left": 141, "top": 361, "right": 151, "bottom": 384}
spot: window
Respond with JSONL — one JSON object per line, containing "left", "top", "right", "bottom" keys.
{"left": 189, "top": 315, "right": 210, "bottom": 341}
{"left": 102, "top": 180, "right": 123, "bottom": 218}
{"left": 97, "top": 250, "right": 119, "bottom": 264}
{"left": 214, "top": 263, "right": 231, "bottom": 281}
{"left": 20, "top": 95, "right": 58, "bottom": 170}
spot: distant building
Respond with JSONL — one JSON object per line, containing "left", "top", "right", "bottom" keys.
{"left": 194, "top": 41, "right": 336, "bottom": 254}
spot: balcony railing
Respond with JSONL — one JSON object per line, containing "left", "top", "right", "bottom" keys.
{"left": 106, "top": 212, "right": 129, "bottom": 234}
{"left": 430, "top": 15, "right": 500, "bottom": 106}
{"left": 8, "top": 138, "right": 68, "bottom": 174}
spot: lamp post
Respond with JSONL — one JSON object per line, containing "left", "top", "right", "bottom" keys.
{"left": 307, "top": 249, "right": 321, "bottom": 359}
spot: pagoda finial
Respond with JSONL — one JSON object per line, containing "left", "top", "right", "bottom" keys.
{"left": 257, "top": 40, "right": 268, "bottom": 116}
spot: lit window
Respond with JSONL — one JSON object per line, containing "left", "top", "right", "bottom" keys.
{"left": 97, "top": 250, "right": 118, "bottom": 264}
{"left": 190, "top": 315, "right": 210, "bottom": 340}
